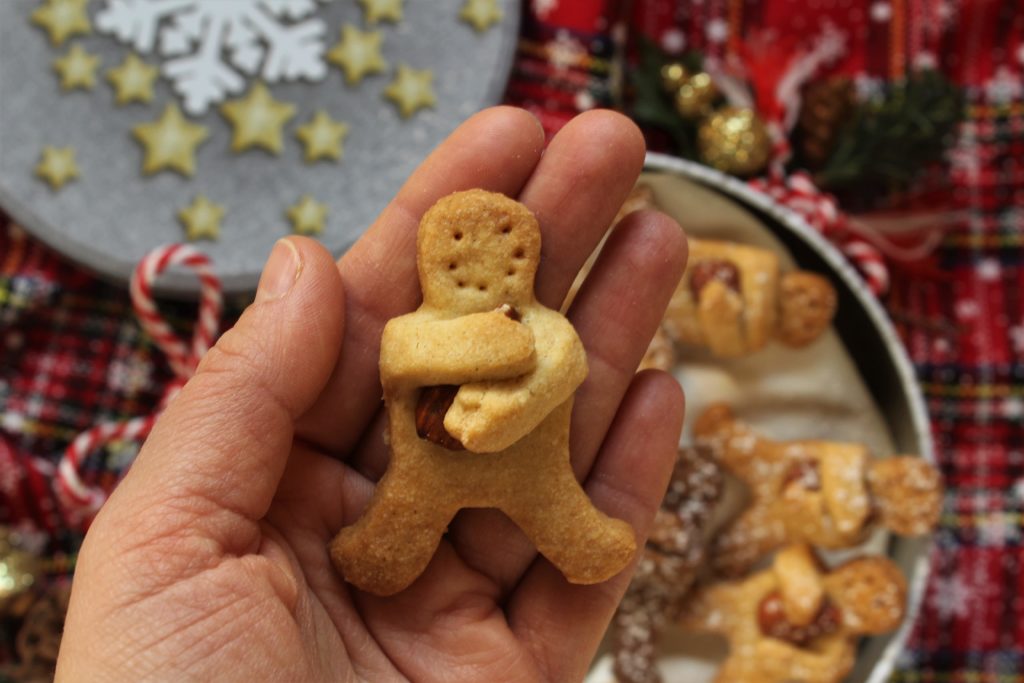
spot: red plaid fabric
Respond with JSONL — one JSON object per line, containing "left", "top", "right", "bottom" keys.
{"left": 0, "top": 223, "right": 240, "bottom": 535}
{"left": 887, "top": 102, "right": 1024, "bottom": 680}
{"left": 0, "top": 1, "right": 1022, "bottom": 679}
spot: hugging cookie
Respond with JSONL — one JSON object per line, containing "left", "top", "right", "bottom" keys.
{"left": 679, "top": 544, "right": 908, "bottom": 683}
{"left": 663, "top": 239, "right": 837, "bottom": 358}
{"left": 695, "top": 404, "right": 943, "bottom": 577}
{"left": 330, "top": 189, "right": 636, "bottom": 596}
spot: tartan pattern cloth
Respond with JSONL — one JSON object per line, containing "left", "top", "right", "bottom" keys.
{"left": 887, "top": 102, "right": 1024, "bottom": 680}
{"left": 0, "top": 0, "right": 1022, "bottom": 679}
{"left": 0, "top": 223, "right": 196, "bottom": 536}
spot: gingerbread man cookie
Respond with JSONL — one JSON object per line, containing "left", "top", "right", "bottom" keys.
{"left": 663, "top": 239, "right": 837, "bottom": 358}
{"left": 612, "top": 447, "right": 723, "bottom": 683}
{"left": 330, "top": 189, "right": 636, "bottom": 596}
{"left": 694, "top": 403, "right": 943, "bottom": 577}
{"left": 679, "top": 544, "right": 907, "bottom": 683}
{"left": 576, "top": 183, "right": 836, "bottom": 360}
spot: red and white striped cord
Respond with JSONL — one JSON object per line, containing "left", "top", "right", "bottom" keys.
{"left": 57, "top": 245, "right": 222, "bottom": 523}
{"left": 750, "top": 172, "right": 890, "bottom": 295}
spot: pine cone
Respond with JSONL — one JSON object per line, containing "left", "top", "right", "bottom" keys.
{"left": 797, "top": 77, "right": 855, "bottom": 170}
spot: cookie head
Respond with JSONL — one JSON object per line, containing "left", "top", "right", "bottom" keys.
{"left": 778, "top": 271, "right": 837, "bottom": 347}
{"left": 825, "top": 557, "right": 907, "bottom": 635}
{"left": 417, "top": 189, "right": 541, "bottom": 313}
{"left": 868, "top": 457, "right": 943, "bottom": 536}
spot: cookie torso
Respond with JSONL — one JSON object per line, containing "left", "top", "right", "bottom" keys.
{"left": 664, "top": 239, "right": 780, "bottom": 357}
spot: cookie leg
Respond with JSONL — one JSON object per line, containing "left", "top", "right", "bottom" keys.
{"left": 711, "top": 510, "right": 786, "bottom": 577}
{"left": 713, "top": 657, "right": 763, "bottom": 683}
{"left": 505, "top": 474, "right": 635, "bottom": 584}
{"left": 330, "top": 471, "right": 455, "bottom": 596}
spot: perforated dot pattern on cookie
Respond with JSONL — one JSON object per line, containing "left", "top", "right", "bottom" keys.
{"left": 418, "top": 190, "right": 541, "bottom": 313}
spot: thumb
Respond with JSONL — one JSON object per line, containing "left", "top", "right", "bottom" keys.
{"left": 105, "top": 237, "right": 345, "bottom": 543}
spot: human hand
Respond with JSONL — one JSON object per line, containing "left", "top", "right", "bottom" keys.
{"left": 56, "top": 107, "right": 688, "bottom": 682}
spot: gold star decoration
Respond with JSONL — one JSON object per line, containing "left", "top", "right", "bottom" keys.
{"left": 460, "top": 0, "right": 503, "bottom": 32}
{"left": 287, "top": 196, "right": 328, "bottom": 236}
{"left": 295, "top": 111, "right": 350, "bottom": 163}
{"left": 384, "top": 64, "right": 437, "bottom": 118}
{"left": 35, "top": 146, "right": 79, "bottom": 190}
{"left": 327, "top": 25, "right": 387, "bottom": 85}
{"left": 53, "top": 44, "right": 100, "bottom": 91}
{"left": 107, "top": 53, "right": 159, "bottom": 105}
{"left": 359, "top": 0, "right": 403, "bottom": 24}
{"left": 220, "top": 82, "right": 296, "bottom": 154}
{"left": 178, "top": 195, "right": 225, "bottom": 242}
{"left": 31, "top": 0, "right": 91, "bottom": 46}
{"left": 132, "top": 103, "right": 210, "bottom": 177}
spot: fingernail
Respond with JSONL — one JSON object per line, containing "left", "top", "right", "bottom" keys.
{"left": 257, "top": 238, "right": 301, "bottom": 302}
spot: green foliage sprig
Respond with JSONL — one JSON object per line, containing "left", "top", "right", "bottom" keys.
{"left": 812, "top": 70, "right": 965, "bottom": 193}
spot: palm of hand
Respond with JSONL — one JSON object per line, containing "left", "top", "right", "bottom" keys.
{"left": 56, "top": 108, "right": 688, "bottom": 683}
{"left": 81, "top": 443, "right": 547, "bottom": 681}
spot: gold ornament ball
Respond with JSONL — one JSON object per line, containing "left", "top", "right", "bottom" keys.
{"left": 674, "top": 71, "right": 719, "bottom": 119}
{"left": 0, "top": 529, "right": 40, "bottom": 608}
{"left": 698, "top": 106, "right": 772, "bottom": 177}
{"left": 660, "top": 62, "right": 689, "bottom": 93}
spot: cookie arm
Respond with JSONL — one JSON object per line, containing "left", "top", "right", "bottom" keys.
{"left": 380, "top": 311, "right": 536, "bottom": 387}
{"left": 712, "top": 658, "right": 761, "bottom": 683}
{"left": 443, "top": 315, "right": 587, "bottom": 453}
{"left": 754, "top": 635, "right": 855, "bottom": 682}
{"left": 697, "top": 281, "right": 748, "bottom": 358}
{"left": 773, "top": 544, "right": 825, "bottom": 626}
{"left": 677, "top": 582, "right": 740, "bottom": 634}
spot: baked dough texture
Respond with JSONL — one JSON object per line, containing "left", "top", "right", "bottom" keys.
{"left": 330, "top": 189, "right": 636, "bottom": 596}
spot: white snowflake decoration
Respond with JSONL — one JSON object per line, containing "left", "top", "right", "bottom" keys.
{"left": 1014, "top": 478, "right": 1024, "bottom": 502}
{"left": 705, "top": 18, "right": 729, "bottom": 44}
{"left": 1001, "top": 207, "right": 1024, "bottom": 233}
{"left": 929, "top": 573, "right": 973, "bottom": 619}
{"left": 937, "top": 1, "right": 957, "bottom": 27}
{"left": 977, "top": 512, "right": 1020, "bottom": 546}
{"left": 948, "top": 142, "right": 981, "bottom": 178}
{"left": 660, "top": 28, "right": 686, "bottom": 53}
{"left": 532, "top": 0, "right": 558, "bottom": 19}
{"left": 96, "top": 0, "right": 333, "bottom": 115}
{"left": 1010, "top": 325, "right": 1024, "bottom": 355}
{"left": 853, "top": 74, "right": 885, "bottom": 103}
{"left": 977, "top": 258, "right": 1001, "bottom": 282}
{"left": 914, "top": 51, "right": 938, "bottom": 70}
{"left": 954, "top": 298, "right": 980, "bottom": 320}
{"left": 870, "top": 1, "right": 893, "bottom": 23}
{"left": 574, "top": 90, "right": 595, "bottom": 111}
{"left": 548, "top": 31, "right": 585, "bottom": 73}
{"left": 983, "top": 66, "right": 1024, "bottom": 106}
{"left": 107, "top": 353, "right": 154, "bottom": 394}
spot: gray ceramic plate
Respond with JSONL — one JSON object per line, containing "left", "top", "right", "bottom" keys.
{"left": 0, "top": 0, "right": 519, "bottom": 294}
